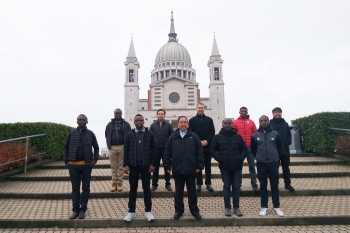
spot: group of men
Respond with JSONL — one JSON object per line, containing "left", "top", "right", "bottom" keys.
{"left": 63, "top": 103, "right": 293, "bottom": 221}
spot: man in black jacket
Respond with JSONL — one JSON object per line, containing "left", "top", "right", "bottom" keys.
{"left": 64, "top": 114, "right": 99, "bottom": 220}
{"left": 149, "top": 109, "right": 174, "bottom": 191}
{"left": 270, "top": 107, "right": 294, "bottom": 192}
{"left": 251, "top": 115, "right": 285, "bottom": 217}
{"left": 123, "top": 114, "right": 156, "bottom": 222}
{"left": 105, "top": 108, "right": 131, "bottom": 192}
{"left": 210, "top": 118, "right": 247, "bottom": 217}
{"left": 164, "top": 116, "right": 204, "bottom": 220}
{"left": 189, "top": 103, "right": 215, "bottom": 192}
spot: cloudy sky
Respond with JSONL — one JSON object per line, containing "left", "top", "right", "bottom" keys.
{"left": 1, "top": 0, "right": 349, "bottom": 150}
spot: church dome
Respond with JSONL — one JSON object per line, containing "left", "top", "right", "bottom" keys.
{"left": 155, "top": 41, "right": 191, "bottom": 65}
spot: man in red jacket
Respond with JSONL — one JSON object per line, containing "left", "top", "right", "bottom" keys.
{"left": 233, "top": 107, "right": 259, "bottom": 191}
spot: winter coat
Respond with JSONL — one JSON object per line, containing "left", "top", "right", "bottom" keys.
{"left": 105, "top": 118, "right": 131, "bottom": 149}
{"left": 270, "top": 118, "right": 292, "bottom": 156}
{"left": 149, "top": 120, "right": 174, "bottom": 148}
{"left": 233, "top": 116, "right": 257, "bottom": 148}
{"left": 189, "top": 114, "right": 215, "bottom": 151}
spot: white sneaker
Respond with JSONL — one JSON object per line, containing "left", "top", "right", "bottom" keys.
{"left": 273, "top": 208, "right": 284, "bottom": 217}
{"left": 145, "top": 212, "right": 155, "bottom": 221}
{"left": 259, "top": 208, "right": 268, "bottom": 216}
{"left": 124, "top": 212, "right": 136, "bottom": 221}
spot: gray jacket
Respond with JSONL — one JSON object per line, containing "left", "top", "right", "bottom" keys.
{"left": 250, "top": 126, "right": 285, "bottom": 163}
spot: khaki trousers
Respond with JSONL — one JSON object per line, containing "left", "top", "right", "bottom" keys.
{"left": 109, "top": 145, "right": 124, "bottom": 185}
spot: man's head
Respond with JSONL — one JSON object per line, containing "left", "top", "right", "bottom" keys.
{"left": 222, "top": 118, "right": 233, "bottom": 131}
{"left": 114, "top": 108, "right": 122, "bottom": 120}
{"left": 272, "top": 107, "right": 282, "bottom": 118}
{"left": 197, "top": 103, "right": 205, "bottom": 115}
{"left": 259, "top": 115, "right": 269, "bottom": 129}
{"left": 239, "top": 106, "right": 248, "bottom": 118}
{"left": 134, "top": 114, "right": 144, "bottom": 130}
{"left": 177, "top": 116, "right": 188, "bottom": 131}
{"left": 77, "top": 114, "right": 88, "bottom": 128}
{"left": 157, "top": 109, "right": 166, "bottom": 122}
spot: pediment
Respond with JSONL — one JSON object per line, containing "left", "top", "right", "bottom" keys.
{"left": 149, "top": 76, "right": 198, "bottom": 87}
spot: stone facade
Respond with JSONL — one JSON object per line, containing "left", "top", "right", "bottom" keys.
{"left": 124, "top": 12, "right": 225, "bottom": 133}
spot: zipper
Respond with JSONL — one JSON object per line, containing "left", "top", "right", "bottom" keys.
{"left": 264, "top": 131, "right": 268, "bottom": 161}
{"left": 141, "top": 132, "right": 146, "bottom": 166}
{"left": 131, "top": 132, "right": 137, "bottom": 166}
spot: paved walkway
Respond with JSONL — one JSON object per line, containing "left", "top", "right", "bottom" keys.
{"left": 1, "top": 225, "right": 350, "bottom": 233}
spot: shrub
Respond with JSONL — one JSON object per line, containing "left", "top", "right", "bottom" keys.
{"left": 336, "top": 135, "right": 350, "bottom": 156}
{"left": 0, "top": 122, "right": 73, "bottom": 160}
{"left": 0, "top": 140, "right": 38, "bottom": 174}
{"left": 292, "top": 112, "right": 350, "bottom": 155}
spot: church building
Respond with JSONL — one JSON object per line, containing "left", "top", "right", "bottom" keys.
{"left": 124, "top": 12, "right": 226, "bottom": 132}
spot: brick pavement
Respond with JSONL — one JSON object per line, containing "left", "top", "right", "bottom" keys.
{"left": 0, "top": 196, "right": 349, "bottom": 219}
{"left": 1, "top": 225, "right": 350, "bottom": 233}
{"left": 1, "top": 177, "right": 350, "bottom": 194}
{"left": 10, "top": 165, "right": 350, "bottom": 178}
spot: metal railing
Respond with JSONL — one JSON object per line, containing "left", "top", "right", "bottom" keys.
{"left": 329, "top": 127, "right": 350, "bottom": 132}
{"left": 0, "top": 134, "right": 46, "bottom": 173}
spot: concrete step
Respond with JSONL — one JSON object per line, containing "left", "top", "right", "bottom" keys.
{"left": 2, "top": 225, "right": 350, "bottom": 233}
{"left": 0, "top": 196, "right": 349, "bottom": 228}
{"left": 39, "top": 156, "right": 347, "bottom": 169}
{"left": 1, "top": 177, "right": 350, "bottom": 199}
{"left": 9, "top": 165, "right": 350, "bottom": 181}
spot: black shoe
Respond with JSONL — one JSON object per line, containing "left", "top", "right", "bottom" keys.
{"left": 69, "top": 211, "right": 79, "bottom": 220}
{"left": 78, "top": 211, "right": 85, "bottom": 219}
{"left": 166, "top": 185, "right": 172, "bottom": 191}
{"left": 192, "top": 213, "right": 202, "bottom": 220}
{"left": 285, "top": 185, "right": 295, "bottom": 192}
{"left": 234, "top": 208, "right": 243, "bottom": 217}
{"left": 196, "top": 185, "right": 201, "bottom": 192}
{"left": 150, "top": 185, "right": 157, "bottom": 191}
{"left": 173, "top": 212, "right": 182, "bottom": 220}
{"left": 252, "top": 186, "right": 259, "bottom": 192}
{"left": 206, "top": 184, "right": 214, "bottom": 192}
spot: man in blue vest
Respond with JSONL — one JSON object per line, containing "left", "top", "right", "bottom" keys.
{"left": 64, "top": 114, "right": 99, "bottom": 220}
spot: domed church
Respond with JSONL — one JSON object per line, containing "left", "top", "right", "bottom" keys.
{"left": 124, "top": 12, "right": 226, "bottom": 132}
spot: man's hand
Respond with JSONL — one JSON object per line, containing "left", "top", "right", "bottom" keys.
{"left": 196, "top": 169, "right": 200, "bottom": 173}
{"left": 149, "top": 165, "right": 155, "bottom": 173}
{"left": 91, "top": 161, "right": 97, "bottom": 167}
{"left": 203, "top": 140, "right": 208, "bottom": 146}
{"left": 167, "top": 170, "right": 172, "bottom": 174}
{"left": 124, "top": 166, "right": 130, "bottom": 174}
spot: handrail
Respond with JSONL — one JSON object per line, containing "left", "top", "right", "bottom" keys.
{"left": 0, "top": 134, "right": 46, "bottom": 144}
{"left": 0, "top": 134, "right": 46, "bottom": 173}
{"left": 329, "top": 127, "right": 350, "bottom": 132}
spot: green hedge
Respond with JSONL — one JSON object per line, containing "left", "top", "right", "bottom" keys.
{"left": 292, "top": 112, "right": 350, "bottom": 155}
{"left": 0, "top": 122, "right": 74, "bottom": 160}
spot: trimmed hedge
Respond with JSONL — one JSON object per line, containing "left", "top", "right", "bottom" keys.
{"left": 292, "top": 112, "right": 350, "bottom": 155}
{"left": 0, "top": 122, "right": 74, "bottom": 160}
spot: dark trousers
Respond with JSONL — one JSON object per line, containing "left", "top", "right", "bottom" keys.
{"left": 152, "top": 148, "right": 171, "bottom": 187}
{"left": 220, "top": 169, "right": 242, "bottom": 209}
{"left": 257, "top": 161, "right": 280, "bottom": 208}
{"left": 68, "top": 164, "right": 92, "bottom": 212}
{"left": 174, "top": 174, "right": 199, "bottom": 215}
{"left": 196, "top": 150, "right": 212, "bottom": 185}
{"left": 128, "top": 166, "right": 152, "bottom": 213}
{"left": 280, "top": 155, "right": 291, "bottom": 186}
{"left": 247, "top": 149, "right": 258, "bottom": 187}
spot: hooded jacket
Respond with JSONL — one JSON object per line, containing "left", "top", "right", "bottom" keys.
{"left": 233, "top": 116, "right": 257, "bottom": 148}
{"left": 105, "top": 118, "right": 131, "bottom": 149}
{"left": 250, "top": 126, "right": 285, "bottom": 163}
{"left": 163, "top": 129, "right": 204, "bottom": 177}
{"left": 210, "top": 128, "right": 248, "bottom": 171}
{"left": 269, "top": 118, "right": 292, "bottom": 156}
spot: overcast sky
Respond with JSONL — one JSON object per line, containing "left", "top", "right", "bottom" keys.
{"left": 1, "top": 0, "right": 349, "bottom": 150}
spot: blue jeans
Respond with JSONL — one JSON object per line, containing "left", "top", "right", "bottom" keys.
{"left": 68, "top": 164, "right": 92, "bottom": 212}
{"left": 247, "top": 149, "right": 257, "bottom": 187}
{"left": 257, "top": 161, "right": 280, "bottom": 208}
{"left": 220, "top": 169, "right": 242, "bottom": 209}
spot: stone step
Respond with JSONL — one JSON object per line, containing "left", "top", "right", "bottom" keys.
{"left": 9, "top": 165, "right": 350, "bottom": 181}
{"left": 1, "top": 177, "right": 350, "bottom": 199}
{"left": 2, "top": 226, "right": 350, "bottom": 233}
{"left": 39, "top": 156, "right": 347, "bottom": 169}
{"left": 0, "top": 196, "right": 349, "bottom": 228}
